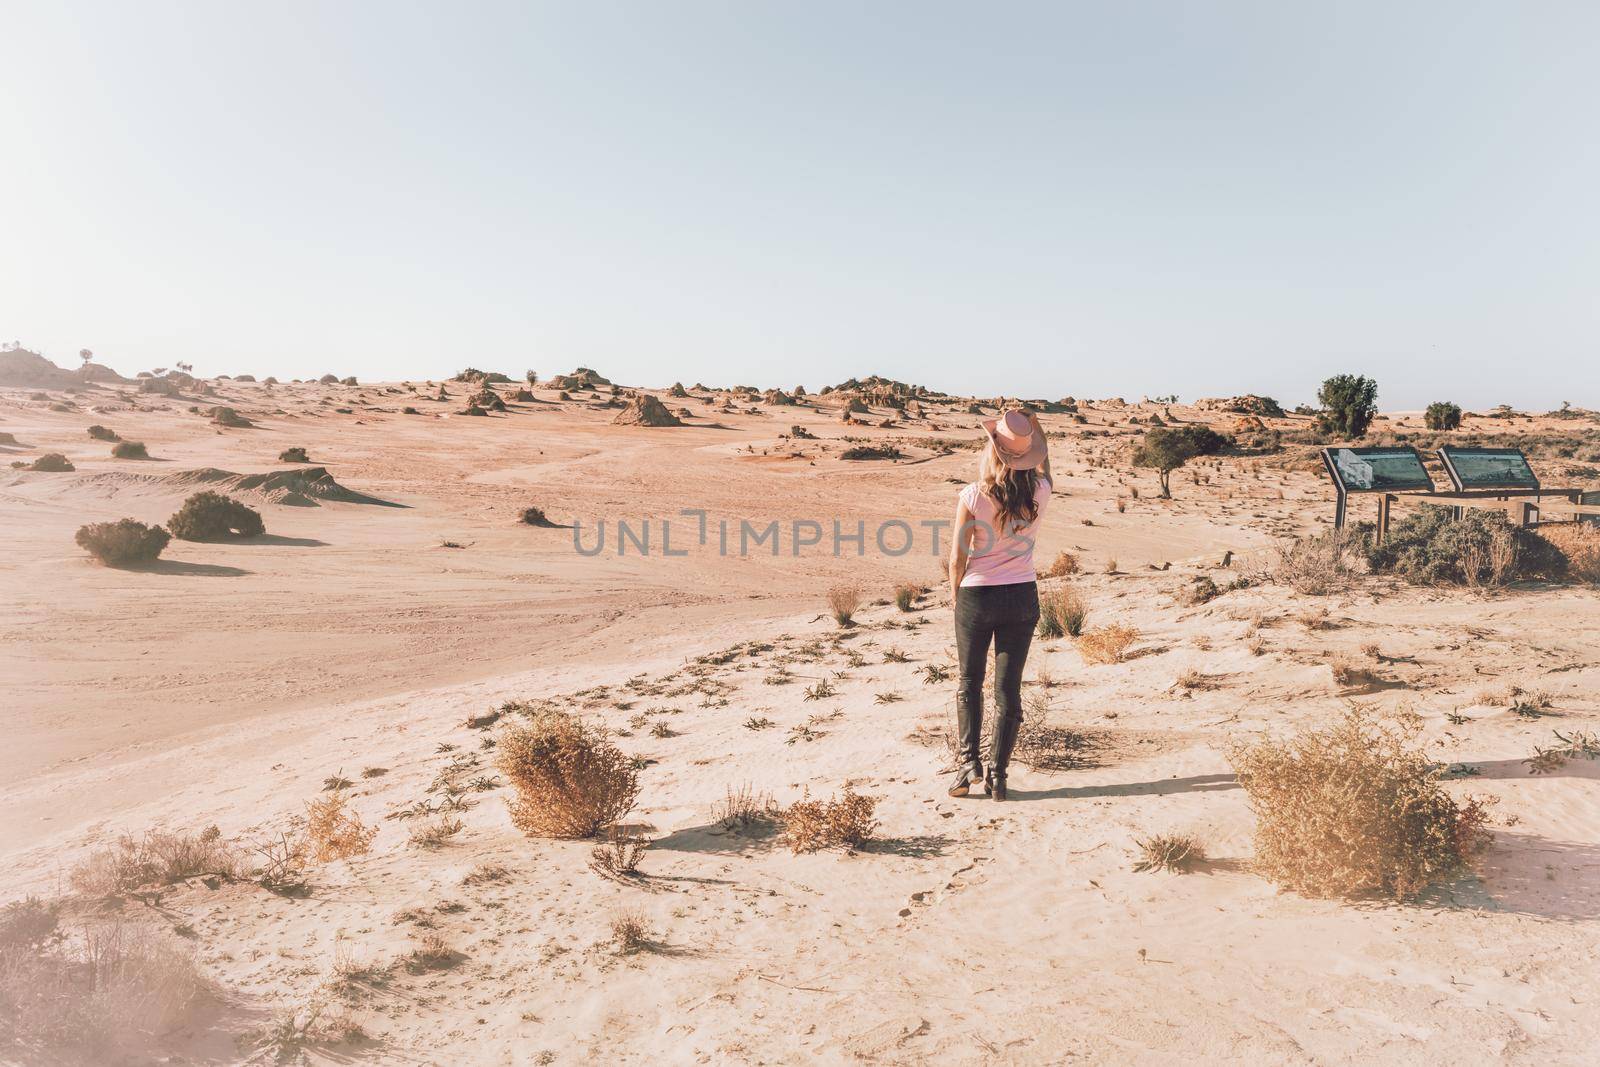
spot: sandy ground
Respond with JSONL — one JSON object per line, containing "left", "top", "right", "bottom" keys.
{"left": 3, "top": 373, "right": 1599, "bottom": 1065}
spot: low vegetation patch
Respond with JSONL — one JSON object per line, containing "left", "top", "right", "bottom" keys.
{"left": 70, "top": 826, "right": 241, "bottom": 897}
{"left": 1539, "top": 523, "right": 1600, "bottom": 585}
{"left": 496, "top": 708, "right": 640, "bottom": 838}
{"left": 1366, "top": 505, "right": 1563, "bottom": 586}
{"left": 1077, "top": 624, "right": 1138, "bottom": 664}
{"left": 1226, "top": 705, "right": 1493, "bottom": 899}
{"left": 304, "top": 791, "right": 378, "bottom": 863}
{"left": 1133, "top": 832, "right": 1207, "bottom": 873}
{"left": 167, "top": 491, "right": 265, "bottom": 540}
{"left": 28, "top": 452, "right": 74, "bottom": 472}
{"left": 279, "top": 446, "right": 310, "bottom": 463}
{"left": 75, "top": 519, "right": 170, "bottom": 566}
{"left": 839, "top": 445, "right": 903, "bottom": 461}
{"left": 827, "top": 584, "right": 862, "bottom": 626}
{"left": 110, "top": 440, "right": 149, "bottom": 459}
{"left": 782, "top": 787, "right": 878, "bottom": 853}
{"left": 1274, "top": 528, "right": 1363, "bottom": 595}
{"left": 87, "top": 424, "right": 119, "bottom": 441}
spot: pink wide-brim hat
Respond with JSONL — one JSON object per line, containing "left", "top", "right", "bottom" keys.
{"left": 982, "top": 409, "right": 1047, "bottom": 470}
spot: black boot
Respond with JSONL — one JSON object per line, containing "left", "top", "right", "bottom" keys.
{"left": 947, "top": 762, "right": 983, "bottom": 797}
{"left": 988, "top": 715, "right": 1021, "bottom": 801}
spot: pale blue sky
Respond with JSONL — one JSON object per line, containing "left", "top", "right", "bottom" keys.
{"left": 3, "top": 1, "right": 1597, "bottom": 409}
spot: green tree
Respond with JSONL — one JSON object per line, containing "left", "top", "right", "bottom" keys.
{"left": 1133, "top": 425, "right": 1229, "bottom": 498}
{"left": 1317, "top": 375, "right": 1379, "bottom": 438}
{"left": 1424, "top": 401, "right": 1462, "bottom": 431}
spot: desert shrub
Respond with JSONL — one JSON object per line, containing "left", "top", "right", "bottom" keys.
{"left": 1132, "top": 832, "right": 1207, "bottom": 873}
{"left": 1316, "top": 374, "right": 1379, "bottom": 438}
{"left": 0, "top": 918, "right": 202, "bottom": 1057}
{"left": 496, "top": 709, "right": 639, "bottom": 838}
{"left": 75, "top": 519, "right": 170, "bottom": 566}
{"left": 783, "top": 787, "right": 879, "bottom": 853}
{"left": 1077, "top": 624, "right": 1137, "bottom": 664}
{"left": 1038, "top": 585, "right": 1087, "bottom": 638}
{"left": 827, "top": 584, "right": 862, "bottom": 626}
{"left": 29, "top": 452, "right": 74, "bottom": 472}
{"left": 1225, "top": 706, "right": 1493, "bottom": 899}
{"left": 1539, "top": 524, "right": 1600, "bottom": 584}
{"left": 1038, "top": 550, "right": 1078, "bottom": 578}
{"left": 713, "top": 783, "right": 780, "bottom": 831}
{"left": 1424, "top": 401, "right": 1462, "bottom": 431}
{"left": 893, "top": 583, "right": 918, "bottom": 611}
{"left": 87, "top": 424, "right": 119, "bottom": 441}
{"left": 69, "top": 826, "right": 240, "bottom": 897}
{"left": 589, "top": 827, "right": 648, "bottom": 877}
{"left": 609, "top": 909, "right": 649, "bottom": 953}
{"left": 1274, "top": 527, "right": 1364, "bottom": 595}
{"left": 111, "top": 440, "right": 148, "bottom": 459}
{"left": 1366, "top": 505, "right": 1563, "bottom": 586}
{"left": 304, "top": 791, "right": 377, "bottom": 863}
{"left": 279, "top": 446, "right": 310, "bottom": 463}
{"left": 167, "top": 491, "right": 264, "bottom": 540}
{"left": 839, "top": 445, "right": 903, "bottom": 460}
{"left": 520, "top": 505, "right": 555, "bottom": 527}
{"left": 952, "top": 695, "right": 1092, "bottom": 770}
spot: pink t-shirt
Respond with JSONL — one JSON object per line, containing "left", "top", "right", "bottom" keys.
{"left": 958, "top": 478, "right": 1051, "bottom": 586}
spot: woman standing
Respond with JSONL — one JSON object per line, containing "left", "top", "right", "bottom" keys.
{"left": 946, "top": 410, "right": 1052, "bottom": 801}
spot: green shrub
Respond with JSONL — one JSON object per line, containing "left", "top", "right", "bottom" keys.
{"left": 1132, "top": 425, "right": 1229, "bottom": 497}
{"left": 1316, "top": 375, "right": 1379, "bottom": 438}
{"left": 1366, "top": 504, "right": 1563, "bottom": 585}
{"left": 167, "top": 491, "right": 265, "bottom": 540}
{"left": 75, "top": 519, "right": 171, "bottom": 565}
{"left": 110, "top": 441, "right": 148, "bottom": 459}
{"left": 1424, "top": 401, "right": 1462, "bottom": 431}
{"left": 87, "top": 425, "right": 119, "bottom": 442}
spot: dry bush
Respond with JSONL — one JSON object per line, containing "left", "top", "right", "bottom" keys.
{"left": 29, "top": 452, "right": 74, "bottom": 472}
{"left": 279, "top": 446, "right": 310, "bottom": 463}
{"left": 110, "top": 440, "right": 148, "bottom": 459}
{"left": 87, "top": 424, "right": 119, "bottom": 441}
{"left": 70, "top": 826, "right": 240, "bottom": 897}
{"left": 75, "top": 519, "right": 170, "bottom": 566}
{"left": 782, "top": 788, "right": 879, "bottom": 853}
{"left": 713, "top": 783, "right": 780, "bottom": 831}
{"left": 1132, "top": 832, "right": 1207, "bottom": 873}
{"left": 589, "top": 827, "right": 648, "bottom": 877}
{"left": 1103, "top": 557, "right": 1118, "bottom": 574}
{"left": 496, "top": 709, "right": 639, "bottom": 838}
{"left": 1225, "top": 705, "right": 1493, "bottom": 899}
{"left": 1329, "top": 655, "right": 1384, "bottom": 689}
{"left": 407, "top": 816, "right": 464, "bottom": 849}
{"left": 609, "top": 909, "right": 649, "bottom": 953}
{"left": 243, "top": 998, "right": 367, "bottom": 1061}
{"left": 1273, "top": 528, "right": 1361, "bottom": 595}
{"left": 1038, "top": 550, "right": 1079, "bottom": 578}
{"left": 402, "top": 934, "right": 460, "bottom": 973}
{"left": 1077, "top": 624, "right": 1138, "bottom": 665}
{"left": 1174, "top": 668, "right": 1222, "bottom": 691}
{"left": 1540, "top": 523, "right": 1600, "bottom": 585}
{"left": 167, "top": 490, "right": 264, "bottom": 540}
{"left": 0, "top": 915, "right": 203, "bottom": 1058}
{"left": 305, "top": 791, "right": 377, "bottom": 862}
{"left": 827, "top": 584, "right": 862, "bottom": 625}
{"left": 1038, "top": 585, "right": 1087, "bottom": 638}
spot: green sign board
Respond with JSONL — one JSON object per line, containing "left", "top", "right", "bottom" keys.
{"left": 1322, "top": 447, "right": 1434, "bottom": 494}
{"left": 1438, "top": 447, "right": 1538, "bottom": 491}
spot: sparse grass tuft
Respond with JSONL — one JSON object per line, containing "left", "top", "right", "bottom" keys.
{"left": 407, "top": 816, "right": 464, "bottom": 849}
{"left": 70, "top": 826, "right": 241, "bottom": 897}
{"left": 305, "top": 791, "right": 377, "bottom": 863}
{"left": 827, "top": 584, "right": 862, "bottom": 626}
{"left": 609, "top": 909, "right": 650, "bottom": 953}
{"left": 1038, "top": 585, "right": 1088, "bottom": 638}
{"left": 893, "top": 583, "right": 919, "bottom": 612}
{"left": 713, "top": 783, "right": 780, "bottom": 831}
{"left": 1132, "top": 832, "right": 1207, "bottom": 873}
{"left": 590, "top": 826, "right": 649, "bottom": 877}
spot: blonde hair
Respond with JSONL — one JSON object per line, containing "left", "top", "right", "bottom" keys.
{"left": 978, "top": 441, "right": 1040, "bottom": 533}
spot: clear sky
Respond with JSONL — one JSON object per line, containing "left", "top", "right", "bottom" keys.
{"left": 3, "top": 1, "right": 1597, "bottom": 410}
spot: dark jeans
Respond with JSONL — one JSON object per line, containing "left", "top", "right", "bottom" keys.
{"left": 953, "top": 581, "right": 1039, "bottom": 773}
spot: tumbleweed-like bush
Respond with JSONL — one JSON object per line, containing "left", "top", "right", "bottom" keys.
{"left": 75, "top": 519, "right": 170, "bottom": 566}
{"left": 167, "top": 491, "right": 264, "bottom": 541}
{"left": 111, "top": 440, "right": 149, "bottom": 459}
{"left": 29, "top": 452, "right": 74, "bottom": 472}
{"left": 87, "top": 424, "right": 119, "bottom": 441}
{"left": 1038, "top": 585, "right": 1088, "bottom": 638}
{"left": 826, "top": 584, "right": 862, "bottom": 626}
{"left": 279, "top": 446, "right": 310, "bottom": 463}
{"left": 1225, "top": 705, "right": 1493, "bottom": 899}
{"left": 496, "top": 709, "right": 639, "bottom": 838}
{"left": 782, "top": 787, "right": 878, "bottom": 853}
{"left": 1077, "top": 624, "right": 1137, "bottom": 664}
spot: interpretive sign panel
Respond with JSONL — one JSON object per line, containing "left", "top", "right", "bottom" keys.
{"left": 1438, "top": 447, "right": 1539, "bottom": 491}
{"left": 1321, "top": 447, "right": 1434, "bottom": 494}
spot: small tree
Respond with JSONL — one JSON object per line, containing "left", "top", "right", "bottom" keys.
{"left": 78, "top": 348, "right": 93, "bottom": 377}
{"left": 525, "top": 369, "right": 538, "bottom": 386}
{"left": 1424, "top": 401, "right": 1461, "bottom": 431}
{"left": 1132, "top": 425, "right": 1228, "bottom": 498}
{"left": 1316, "top": 375, "right": 1379, "bottom": 438}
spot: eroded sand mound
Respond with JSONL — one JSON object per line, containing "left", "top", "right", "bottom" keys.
{"left": 612, "top": 394, "right": 682, "bottom": 426}
{"left": 0, "top": 349, "right": 80, "bottom": 389}
{"left": 22, "top": 467, "right": 404, "bottom": 508}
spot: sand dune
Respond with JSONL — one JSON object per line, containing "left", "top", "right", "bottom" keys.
{"left": 3, "top": 368, "right": 1599, "bottom": 1064}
